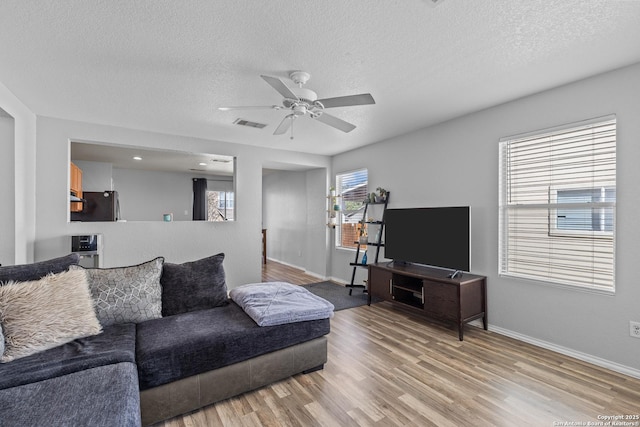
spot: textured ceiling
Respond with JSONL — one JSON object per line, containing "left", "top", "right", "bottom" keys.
{"left": 1, "top": 1, "right": 639, "bottom": 156}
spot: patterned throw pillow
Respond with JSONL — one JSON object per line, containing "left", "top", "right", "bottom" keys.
{"left": 0, "top": 269, "right": 102, "bottom": 362}
{"left": 70, "top": 257, "right": 164, "bottom": 327}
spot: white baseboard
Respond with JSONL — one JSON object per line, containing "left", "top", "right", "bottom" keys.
{"left": 487, "top": 324, "right": 640, "bottom": 380}
{"left": 304, "top": 270, "right": 327, "bottom": 280}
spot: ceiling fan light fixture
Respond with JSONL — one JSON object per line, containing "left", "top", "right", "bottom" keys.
{"left": 292, "top": 104, "right": 307, "bottom": 116}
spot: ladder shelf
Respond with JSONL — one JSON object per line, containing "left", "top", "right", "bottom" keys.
{"left": 346, "top": 191, "right": 390, "bottom": 296}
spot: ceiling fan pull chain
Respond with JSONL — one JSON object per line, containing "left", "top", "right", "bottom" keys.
{"left": 290, "top": 116, "right": 295, "bottom": 140}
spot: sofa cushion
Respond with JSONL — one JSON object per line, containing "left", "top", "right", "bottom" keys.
{"left": 161, "top": 253, "right": 228, "bottom": 317}
{"left": 0, "top": 270, "right": 102, "bottom": 363}
{"left": 0, "top": 322, "right": 136, "bottom": 390}
{"left": 136, "top": 301, "right": 330, "bottom": 390}
{"left": 0, "top": 362, "right": 141, "bottom": 427}
{"left": 71, "top": 257, "right": 164, "bottom": 327}
{"left": 0, "top": 253, "right": 80, "bottom": 283}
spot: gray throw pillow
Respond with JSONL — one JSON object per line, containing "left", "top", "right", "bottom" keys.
{"left": 161, "top": 253, "right": 228, "bottom": 317}
{"left": 70, "top": 257, "right": 164, "bottom": 327}
{"left": 0, "top": 253, "right": 80, "bottom": 283}
{"left": 0, "top": 270, "right": 102, "bottom": 362}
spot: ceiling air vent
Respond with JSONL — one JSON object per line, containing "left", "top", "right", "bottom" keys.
{"left": 233, "top": 118, "right": 267, "bottom": 129}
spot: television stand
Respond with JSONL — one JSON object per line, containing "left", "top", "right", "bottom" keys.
{"left": 367, "top": 262, "right": 487, "bottom": 340}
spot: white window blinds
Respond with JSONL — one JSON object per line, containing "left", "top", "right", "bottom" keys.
{"left": 498, "top": 116, "right": 616, "bottom": 292}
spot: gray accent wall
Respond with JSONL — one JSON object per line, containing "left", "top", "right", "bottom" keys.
{"left": 331, "top": 62, "right": 640, "bottom": 375}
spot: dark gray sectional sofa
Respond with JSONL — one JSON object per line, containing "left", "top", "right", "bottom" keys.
{"left": 0, "top": 254, "right": 330, "bottom": 426}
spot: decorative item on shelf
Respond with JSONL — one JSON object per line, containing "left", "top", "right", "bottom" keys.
{"left": 327, "top": 186, "right": 341, "bottom": 228}
{"left": 358, "top": 219, "right": 368, "bottom": 244}
{"left": 361, "top": 250, "right": 368, "bottom": 265}
{"left": 374, "top": 227, "right": 382, "bottom": 242}
{"left": 163, "top": 213, "right": 173, "bottom": 222}
{"left": 376, "top": 187, "right": 388, "bottom": 203}
{"left": 369, "top": 192, "right": 377, "bottom": 203}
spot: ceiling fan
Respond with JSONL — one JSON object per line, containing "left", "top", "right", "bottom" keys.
{"left": 218, "top": 71, "right": 375, "bottom": 138}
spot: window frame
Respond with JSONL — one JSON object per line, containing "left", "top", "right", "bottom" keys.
{"left": 498, "top": 115, "right": 616, "bottom": 294}
{"left": 335, "top": 168, "right": 368, "bottom": 250}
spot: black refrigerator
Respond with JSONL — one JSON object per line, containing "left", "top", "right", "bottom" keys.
{"left": 71, "top": 191, "right": 120, "bottom": 222}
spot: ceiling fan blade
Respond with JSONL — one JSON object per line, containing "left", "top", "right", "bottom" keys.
{"left": 261, "top": 75, "right": 299, "bottom": 100}
{"left": 274, "top": 115, "right": 294, "bottom": 135}
{"left": 317, "top": 93, "right": 375, "bottom": 108}
{"left": 218, "top": 105, "right": 281, "bottom": 111}
{"left": 314, "top": 112, "right": 356, "bottom": 133}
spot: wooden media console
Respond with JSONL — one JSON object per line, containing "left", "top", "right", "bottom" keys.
{"left": 367, "top": 262, "right": 487, "bottom": 340}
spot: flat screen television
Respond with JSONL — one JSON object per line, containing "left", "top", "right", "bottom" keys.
{"left": 384, "top": 206, "right": 470, "bottom": 273}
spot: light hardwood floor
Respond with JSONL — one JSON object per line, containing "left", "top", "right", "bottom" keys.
{"left": 156, "top": 261, "right": 640, "bottom": 426}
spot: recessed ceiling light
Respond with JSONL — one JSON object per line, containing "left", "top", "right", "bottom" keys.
{"left": 199, "top": 162, "right": 207, "bottom": 166}
{"left": 133, "top": 156, "right": 142, "bottom": 161}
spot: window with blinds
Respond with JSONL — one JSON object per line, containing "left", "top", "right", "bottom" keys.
{"left": 498, "top": 116, "right": 616, "bottom": 292}
{"left": 335, "top": 169, "right": 368, "bottom": 249}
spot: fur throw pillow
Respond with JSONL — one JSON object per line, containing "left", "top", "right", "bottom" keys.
{"left": 0, "top": 269, "right": 102, "bottom": 362}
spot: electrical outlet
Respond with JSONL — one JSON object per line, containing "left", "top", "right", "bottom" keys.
{"left": 630, "top": 321, "right": 640, "bottom": 338}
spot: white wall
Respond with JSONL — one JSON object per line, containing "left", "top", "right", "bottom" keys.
{"left": 0, "top": 81, "right": 36, "bottom": 264}
{"left": 304, "top": 168, "right": 330, "bottom": 278}
{"left": 262, "top": 168, "right": 328, "bottom": 278}
{"left": 33, "top": 116, "right": 330, "bottom": 288}
{"left": 74, "top": 160, "right": 113, "bottom": 191}
{"left": 112, "top": 168, "right": 193, "bottom": 222}
{"left": 331, "top": 62, "right": 640, "bottom": 375}
{"left": 0, "top": 115, "right": 15, "bottom": 265}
